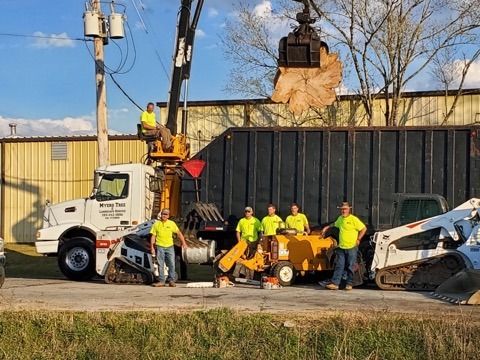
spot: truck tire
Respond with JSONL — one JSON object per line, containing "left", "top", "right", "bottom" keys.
{"left": 273, "top": 261, "right": 296, "bottom": 286}
{"left": 58, "top": 237, "right": 95, "bottom": 281}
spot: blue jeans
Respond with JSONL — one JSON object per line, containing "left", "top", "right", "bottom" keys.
{"left": 156, "top": 246, "right": 176, "bottom": 283}
{"left": 331, "top": 247, "right": 358, "bottom": 286}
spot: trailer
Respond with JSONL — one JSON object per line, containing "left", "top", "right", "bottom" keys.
{"left": 182, "top": 126, "right": 480, "bottom": 232}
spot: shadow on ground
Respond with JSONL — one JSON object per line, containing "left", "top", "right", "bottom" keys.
{"left": 4, "top": 244, "right": 61, "bottom": 279}
{"left": 4, "top": 243, "right": 215, "bottom": 282}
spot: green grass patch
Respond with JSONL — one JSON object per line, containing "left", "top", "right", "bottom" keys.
{"left": 4, "top": 244, "right": 213, "bottom": 281}
{"left": 0, "top": 309, "right": 478, "bottom": 360}
{"left": 4, "top": 244, "right": 61, "bottom": 279}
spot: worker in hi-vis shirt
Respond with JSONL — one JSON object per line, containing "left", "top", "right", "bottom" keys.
{"left": 261, "top": 203, "right": 284, "bottom": 251}
{"left": 285, "top": 203, "right": 310, "bottom": 235}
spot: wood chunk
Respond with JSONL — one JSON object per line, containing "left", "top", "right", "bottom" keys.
{"left": 272, "top": 48, "right": 343, "bottom": 115}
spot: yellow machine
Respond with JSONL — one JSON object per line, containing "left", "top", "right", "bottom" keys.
{"left": 217, "top": 233, "right": 337, "bottom": 286}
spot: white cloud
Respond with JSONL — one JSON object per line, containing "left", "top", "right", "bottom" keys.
{"left": 196, "top": 29, "right": 206, "bottom": 38}
{"left": 336, "top": 83, "right": 354, "bottom": 96}
{"left": 251, "top": 1, "right": 290, "bottom": 43}
{"left": 461, "top": 59, "right": 480, "bottom": 88}
{"left": 208, "top": 7, "right": 219, "bottom": 18}
{"left": 253, "top": 0, "right": 272, "bottom": 17}
{"left": 31, "top": 32, "right": 75, "bottom": 49}
{"left": 0, "top": 115, "right": 96, "bottom": 137}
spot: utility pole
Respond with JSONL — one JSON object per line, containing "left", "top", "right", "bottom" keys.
{"left": 92, "top": 0, "right": 109, "bottom": 166}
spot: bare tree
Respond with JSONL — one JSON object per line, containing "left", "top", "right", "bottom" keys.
{"left": 430, "top": 46, "right": 480, "bottom": 124}
{"left": 310, "top": 0, "right": 480, "bottom": 126}
{"left": 221, "top": 2, "right": 280, "bottom": 98}
{"left": 221, "top": 0, "right": 480, "bottom": 126}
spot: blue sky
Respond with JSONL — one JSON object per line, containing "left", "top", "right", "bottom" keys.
{"left": 1, "top": 1, "right": 479, "bottom": 137}
{"left": 0, "top": 0, "right": 240, "bottom": 136}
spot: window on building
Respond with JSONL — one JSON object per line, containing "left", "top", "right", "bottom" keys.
{"left": 51, "top": 142, "right": 68, "bottom": 160}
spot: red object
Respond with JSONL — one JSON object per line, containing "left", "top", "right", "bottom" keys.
{"left": 183, "top": 159, "right": 206, "bottom": 178}
{"left": 96, "top": 240, "right": 111, "bottom": 249}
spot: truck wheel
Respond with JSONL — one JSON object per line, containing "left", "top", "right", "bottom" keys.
{"left": 58, "top": 237, "right": 95, "bottom": 281}
{"left": 273, "top": 261, "right": 295, "bottom": 286}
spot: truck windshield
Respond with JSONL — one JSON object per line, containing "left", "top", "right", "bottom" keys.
{"left": 95, "top": 173, "right": 129, "bottom": 202}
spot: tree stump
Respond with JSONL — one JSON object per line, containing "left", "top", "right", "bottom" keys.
{"left": 271, "top": 48, "right": 343, "bottom": 115}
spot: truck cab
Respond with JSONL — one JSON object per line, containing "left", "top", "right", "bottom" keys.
{"left": 35, "top": 163, "right": 159, "bottom": 280}
{"left": 390, "top": 193, "right": 449, "bottom": 228}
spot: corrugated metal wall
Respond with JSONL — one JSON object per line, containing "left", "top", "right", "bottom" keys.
{"left": 188, "top": 127, "right": 480, "bottom": 230}
{"left": 161, "top": 92, "right": 480, "bottom": 154}
{"left": 1, "top": 137, "right": 145, "bottom": 243}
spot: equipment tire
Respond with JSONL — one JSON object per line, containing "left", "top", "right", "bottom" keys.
{"left": 58, "top": 237, "right": 95, "bottom": 281}
{"left": 273, "top": 261, "right": 295, "bottom": 286}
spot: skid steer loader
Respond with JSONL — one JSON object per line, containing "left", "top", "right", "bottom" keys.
{"left": 371, "top": 198, "right": 480, "bottom": 304}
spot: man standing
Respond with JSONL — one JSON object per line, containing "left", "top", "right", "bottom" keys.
{"left": 150, "top": 208, "right": 187, "bottom": 287}
{"left": 321, "top": 202, "right": 366, "bottom": 290}
{"left": 236, "top": 206, "right": 263, "bottom": 257}
{"left": 140, "top": 102, "right": 172, "bottom": 151}
{"left": 285, "top": 203, "right": 310, "bottom": 235}
{"left": 261, "top": 204, "right": 283, "bottom": 251}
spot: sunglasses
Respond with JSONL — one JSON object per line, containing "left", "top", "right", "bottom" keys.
{"left": 161, "top": 213, "right": 169, "bottom": 216}
{"left": 244, "top": 210, "right": 252, "bottom": 213}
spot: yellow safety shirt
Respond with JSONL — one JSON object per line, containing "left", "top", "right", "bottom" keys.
{"left": 141, "top": 111, "right": 156, "bottom": 133}
{"left": 261, "top": 215, "right": 284, "bottom": 236}
{"left": 334, "top": 214, "right": 366, "bottom": 249}
{"left": 150, "top": 219, "right": 179, "bottom": 248}
{"left": 236, "top": 217, "right": 263, "bottom": 242}
{"left": 285, "top": 213, "right": 309, "bottom": 233}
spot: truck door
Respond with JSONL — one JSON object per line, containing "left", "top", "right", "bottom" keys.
{"left": 87, "top": 172, "right": 132, "bottom": 230}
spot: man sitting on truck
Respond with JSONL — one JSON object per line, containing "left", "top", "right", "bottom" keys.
{"left": 141, "top": 102, "right": 173, "bottom": 151}
{"left": 321, "top": 201, "right": 366, "bottom": 291}
{"left": 285, "top": 203, "right": 310, "bottom": 235}
{"left": 150, "top": 208, "right": 187, "bottom": 287}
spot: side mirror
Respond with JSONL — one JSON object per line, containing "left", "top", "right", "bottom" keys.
{"left": 89, "top": 188, "right": 98, "bottom": 199}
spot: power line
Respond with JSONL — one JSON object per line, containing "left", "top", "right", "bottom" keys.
{"left": 109, "top": 73, "right": 143, "bottom": 111}
{"left": 0, "top": 32, "right": 91, "bottom": 42}
{"left": 130, "top": 0, "right": 171, "bottom": 81}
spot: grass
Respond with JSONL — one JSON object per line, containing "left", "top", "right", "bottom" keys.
{"left": 4, "top": 243, "right": 213, "bottom": 281}
{"left": 3, "top": 244, "right": 61, "bottom": 279}
{"left": 0, "top": 309, "right": 478, "bottom": 360}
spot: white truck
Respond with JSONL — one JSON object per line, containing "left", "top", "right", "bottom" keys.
{"left": 35, "top": 163, "right": 161, "bottom": 280}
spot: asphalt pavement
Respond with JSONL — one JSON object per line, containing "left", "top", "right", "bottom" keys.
{"left": 1, "top": 277, "right": 478, "bottom": 317}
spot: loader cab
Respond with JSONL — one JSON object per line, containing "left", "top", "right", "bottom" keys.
{"left": 391, "top": 193, "right": 449, "bottom": 228}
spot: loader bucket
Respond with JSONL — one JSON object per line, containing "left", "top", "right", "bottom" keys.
{"left": 432, "top": 269, "right": 480, "bottom": 305}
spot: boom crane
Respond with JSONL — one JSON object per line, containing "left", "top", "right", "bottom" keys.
{"left": 165, "top": 0, "right": 204, "bottom": 136}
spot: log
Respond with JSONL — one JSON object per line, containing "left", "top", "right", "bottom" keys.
{"left": 271, "top": 47, "right": 343, "bottom": 115}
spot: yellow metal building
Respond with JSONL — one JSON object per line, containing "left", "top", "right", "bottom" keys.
{"left": 0, "top": 135, "right": 144, "bottom": 243}
{"left": 161, "top": 89, "right": 480, "bottom": 154}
